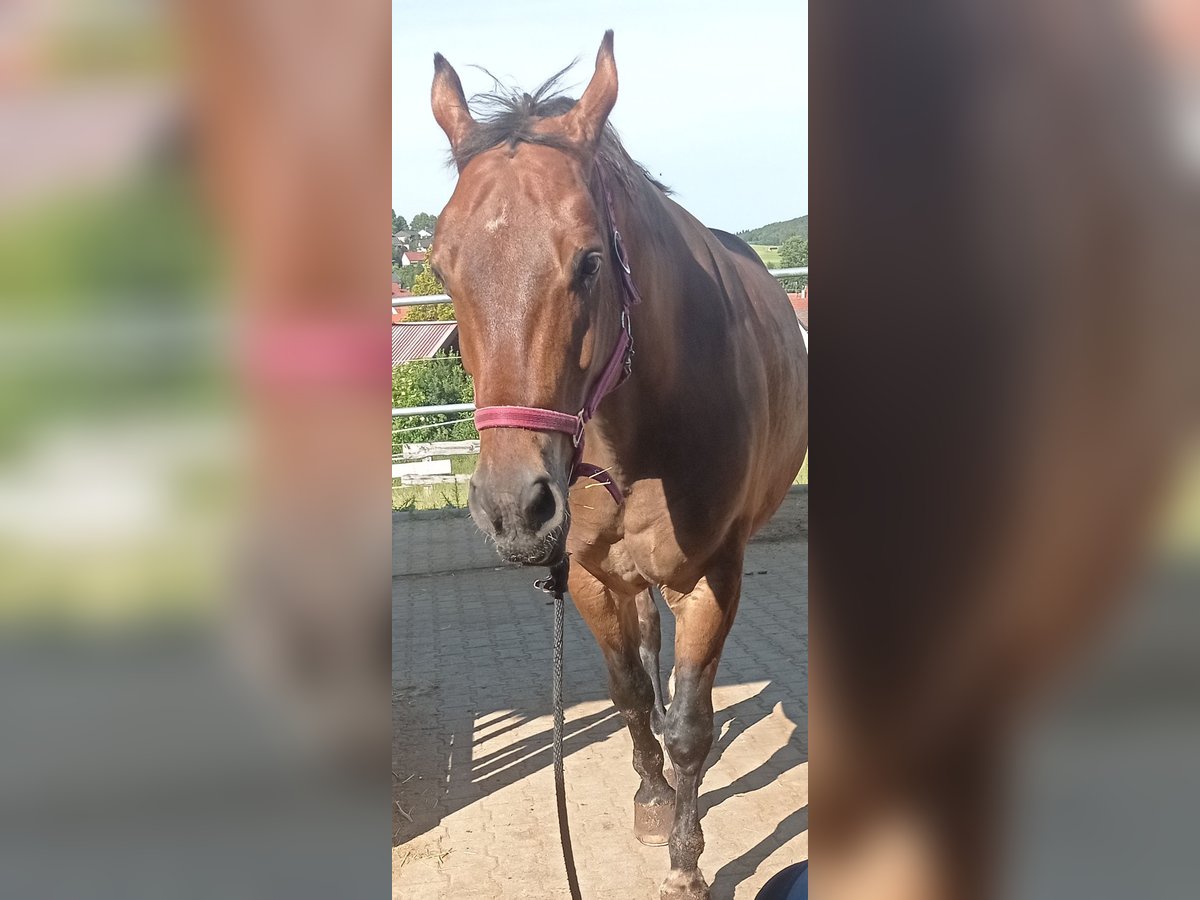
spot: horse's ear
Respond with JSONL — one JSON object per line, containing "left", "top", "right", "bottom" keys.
{"left": 560, "top": 30, "right": 618, "bottom": 155}
{"left": 431, "top": 53, "right": 477, "bottom": 166}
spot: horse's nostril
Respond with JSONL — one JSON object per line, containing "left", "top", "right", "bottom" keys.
{"left": 522, "top": 478, "right": 557, "bottom": 530}
{"left": 469, "top": 478, "right": 504, "bottom": 535}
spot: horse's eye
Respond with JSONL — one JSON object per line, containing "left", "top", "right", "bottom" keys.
{"left": 578, "top": 252, "right": 602, "bottom": 281}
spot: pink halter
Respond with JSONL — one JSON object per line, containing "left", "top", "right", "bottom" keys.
{"left": 473, "top": 166, "right": 641, "bottom": 505}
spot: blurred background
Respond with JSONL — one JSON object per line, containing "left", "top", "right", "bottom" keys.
{"left": 812, "top": 0, "right": 1199, "bottom": 898}
{"left": 0, "top": 0, "right": 224, "bottom": 626}
{"left": 0, "top": 0, "right": 389, "bottom": 896}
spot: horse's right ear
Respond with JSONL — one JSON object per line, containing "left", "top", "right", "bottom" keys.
{"left": 431, "top": 53, "right": 477, "bottom": 166}
{"left": 559, "top": 30, "right": 618, "bottom": 157}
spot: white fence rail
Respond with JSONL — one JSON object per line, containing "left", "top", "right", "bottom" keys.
{"left": 390, "top": 402, "right": 475, "bottom": 417}
{"left": 395, "top": 440, "right": 480, "bottom": 460}
{"left": 392, "top": 293, "right": 451, "bottom": 308}
{"left": 392, "top": 266, "right": 807, "bottom": 419}
{"left": 392, "top": 459, "right": 452, "bottom": 479}
{"left": 395, "top": 473, "right": 472, "bottom": 487}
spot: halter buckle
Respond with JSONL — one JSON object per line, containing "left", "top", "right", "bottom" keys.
{"left": 534, "top": 555, "right": 571, "bottom": 597}
{"left": 572, "top": 414, "right": 586, "bottom": 448}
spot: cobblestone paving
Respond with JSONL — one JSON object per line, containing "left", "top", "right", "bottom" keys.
{"left": 393, "top": 511, "right": 807, "bottom": 900}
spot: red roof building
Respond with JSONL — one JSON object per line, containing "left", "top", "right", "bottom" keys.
{"left": 392, "top": 322, "right": 458, "bottom": 366}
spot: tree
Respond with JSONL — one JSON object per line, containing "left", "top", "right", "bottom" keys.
{"left": 403, "top": 263, "right": 455, "bottom": 320}
{"left": 779, "top": 235, "right": 808, "bottom": 268}
{"left": 393, "top": 211, "right": 408, "bottom": 232}
{"left": 392, "top": 352, "right": 476, "bottom": 447}
{"left": 410, "top": 212, "right": 437, "bottom": 234}
{"left": 392, "top": 243, "right": 408, "bottom": 266}
{"left": 772, "top": 235, "right": 807, "bottom": 291}
{"left": 394, "top": 264, "right": 419, "bottom": 290}
{"left": 777, "top": 236, "right": 808, "bottom": 290}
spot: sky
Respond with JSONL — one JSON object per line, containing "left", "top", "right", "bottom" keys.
{"left": 392, "top": 0, "right": 808, "bottom": 234}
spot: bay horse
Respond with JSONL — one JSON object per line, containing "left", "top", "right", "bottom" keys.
{"left": 429, "top": 31, "right": 808, "bottom": 900}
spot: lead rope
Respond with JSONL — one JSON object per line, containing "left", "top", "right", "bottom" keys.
{"left": 537, "top": 557, "right": 582, "bottom": 900}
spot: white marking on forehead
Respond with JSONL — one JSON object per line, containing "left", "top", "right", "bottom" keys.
{"left": 484, "top": 203, "right": 508, "bottom": 233}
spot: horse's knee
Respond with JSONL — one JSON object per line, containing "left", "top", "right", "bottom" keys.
{"left": 664, "top": 714, "right": 712, "bottom": 775}
{"left": 607, "top": 651, "right": 655, "bottom": 715}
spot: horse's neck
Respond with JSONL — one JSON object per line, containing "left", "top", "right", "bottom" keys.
{"left": 599, "top": 178, "right": 695, "bottom": 435}
{"left": 614, "top": 174, "right": 687, "bottom": 321}
{"left": 619, "top": 179, "right": 703, "bottom": 370}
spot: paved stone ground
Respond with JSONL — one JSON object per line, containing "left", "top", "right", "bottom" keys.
{"left": 393, "top": 502, "right": 807, "bottom": 900}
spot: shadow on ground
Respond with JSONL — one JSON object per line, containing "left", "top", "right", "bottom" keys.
{"left": 393, "top": 494, "right": 808, "bottom": 897}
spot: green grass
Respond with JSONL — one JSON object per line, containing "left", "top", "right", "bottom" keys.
{"left": 392, "top": 480, "right": 470, "bottom": 511}
{"left": 448, "top": 454, "right": 478, "bottom": 475}
{"left": 750, "top": 244, "right": 781, "bottom": 267}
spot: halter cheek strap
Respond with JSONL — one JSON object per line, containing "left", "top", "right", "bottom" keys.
{"left": 473, "top": 166, "right": 640, "bottom": 506}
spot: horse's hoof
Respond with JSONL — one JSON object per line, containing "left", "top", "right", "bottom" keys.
{"left": 659, "top": 869, "right": 710, "bottom": 900}
{"left": 634, "top": 798, "right": 675, "bottom": 846}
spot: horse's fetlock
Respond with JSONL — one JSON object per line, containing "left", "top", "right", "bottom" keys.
{"left": 668, "top": 827, "right": 706, "bottom": 871}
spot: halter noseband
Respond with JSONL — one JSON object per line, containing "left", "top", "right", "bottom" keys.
{"left": 472, "top": 166, "right": 641, "bottom": 505}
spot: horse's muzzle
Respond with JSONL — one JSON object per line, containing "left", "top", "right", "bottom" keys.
{"left": 468, "top": 469, "right": 568, "bottom": 566}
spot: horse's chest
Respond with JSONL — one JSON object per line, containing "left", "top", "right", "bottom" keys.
{"left": 568, "top": 490, "right": 717, "bottom": 593}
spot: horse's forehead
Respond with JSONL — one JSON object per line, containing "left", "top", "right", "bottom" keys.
{"left": 447, "top": 147, "right": 594, "bottom": 234}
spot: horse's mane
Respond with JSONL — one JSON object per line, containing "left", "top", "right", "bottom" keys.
{"left": 450, "top": 62, "right": 671, "bottom": 195}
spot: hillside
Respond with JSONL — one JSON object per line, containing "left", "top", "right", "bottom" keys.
{"left": 737, "top": 216, "right": 808, "bottom": 245}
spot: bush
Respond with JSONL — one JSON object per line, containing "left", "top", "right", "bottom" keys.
{"left": 402, "top": 262, "right": 454, "bottom": 321}
{"left": 403, "top": 302, "right": 455, "bottom": 322}
{"left": 411, "top": 262, "right": 445, "bottom": 296}
{"left": 392, "top": 352, "right": 476, "bottom": 449}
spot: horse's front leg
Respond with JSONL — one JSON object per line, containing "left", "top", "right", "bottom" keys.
{"left": 659, "top": 561, "right": 742, "bottom": 900}
{"left": 569, "top": 567, "right": 677, "bottom": 845}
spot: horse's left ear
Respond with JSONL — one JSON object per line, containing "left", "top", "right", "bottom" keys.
{"left": 560, "top": 30, "right": 618, "bottom": 155}
{"left": 431, "top": 52, "right": 478, "bottom": 167}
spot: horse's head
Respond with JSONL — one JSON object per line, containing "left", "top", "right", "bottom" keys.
{"left": 428, "top": 33, "right": 623, "bottom": 566}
